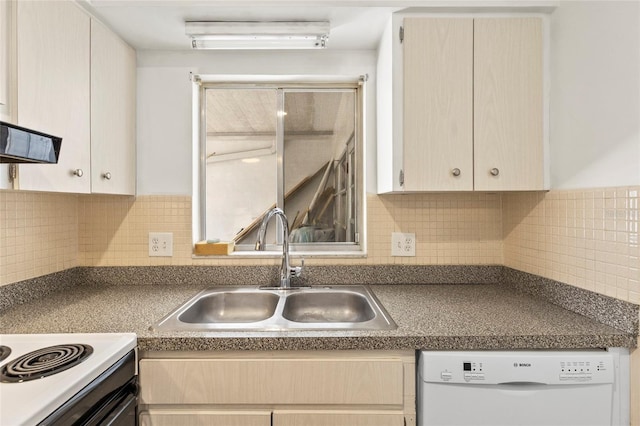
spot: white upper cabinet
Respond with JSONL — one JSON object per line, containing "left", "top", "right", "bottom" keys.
{"left": 91, "top": 19, "right": 136, "bottom": 195}
{"left": 377, "top": 14, "right": 548, "bottom": 193}
{"left": 16, "top": 0, "right": 91, "bottom": 193}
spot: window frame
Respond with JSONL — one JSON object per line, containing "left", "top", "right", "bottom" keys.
{"left": 192, "top": 75, "right": 367, "bottom": 257}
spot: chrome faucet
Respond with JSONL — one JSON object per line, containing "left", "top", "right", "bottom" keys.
{"left": 255, "top": 208, "right": 303, "bottom": 288}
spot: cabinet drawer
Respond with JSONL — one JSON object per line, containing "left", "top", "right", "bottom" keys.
{"left": 273, "top": 410, "right": 405, "bottom": 426}
{"left": 139, "top": 409, "right": 270, "bottom": 426}
{"left": 140, "top": 358, "right": 403, "bottom": 405}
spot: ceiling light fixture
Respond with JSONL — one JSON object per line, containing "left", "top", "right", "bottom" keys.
{"left": 185, "top": 21, "right": 330, "bottom": 50}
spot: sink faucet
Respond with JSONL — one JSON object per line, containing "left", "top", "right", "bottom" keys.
{"left": 255, "top": 208, "right": 303, "bottom": 288}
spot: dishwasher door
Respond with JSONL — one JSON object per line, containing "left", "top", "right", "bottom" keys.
{"left": 417, "top": 350, "right": 629, "bottom": 426}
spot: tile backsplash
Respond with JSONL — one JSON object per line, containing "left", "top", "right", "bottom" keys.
{"left": 0, "top": 192, "right": 78, "bottom": 285}
{"left": 77, "top": 193, "right": 503, "bottom": 267}
{"left": 504, "top": 187, "right": 639, "bottom": 304}
{"left": 78, "top": 195, "right": 192, "bottom": 266}
{"left": 2, "top": 186, "right": 638, "bottom": 305}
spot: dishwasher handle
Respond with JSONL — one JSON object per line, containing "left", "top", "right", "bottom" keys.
{"left": 497, "top": 381, "right": 549, "bottom": 386}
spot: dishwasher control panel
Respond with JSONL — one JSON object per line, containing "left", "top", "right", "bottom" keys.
{"left": 420, "top": 350, "right": 615, "bottom": 385}
{"left": 461, "top": 360, "right": 485, "bottom": 382}
{"left": 558, "top": 359, "right": 607, "bottom": 382}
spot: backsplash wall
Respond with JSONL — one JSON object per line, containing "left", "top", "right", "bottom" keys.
{"left": 0, "top": 191, "right": 503, "bottom": 286}
{"left": 2, "top": 187, "right": 638, "bottom": 306}
{"left": 504, "top": 187, "right": 640, "bottom": 304}
{"left": 0, "top": 191, "right": 78, "bottom": 285}
{"left": 77, "top": 193, "right": 503, "bottom": 267}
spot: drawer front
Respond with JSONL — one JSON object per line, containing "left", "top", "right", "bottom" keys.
{"left": 140, "top": 358, "right": 403, "bottom": 405}
{"left": 273, "top": 410, "right": 405, "bottom": 426}
{"left": 139, "top": 409, "right": 270, "bottom": 426}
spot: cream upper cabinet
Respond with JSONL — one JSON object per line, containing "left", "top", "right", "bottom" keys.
{"left": 403, "top": 18, "right": 474, "bottom": 191}
{"left": 16, "top": 0, "right": 91, "bottom": 194}
{"left": 473, "top": 18, "right": 544, "bottom": 191}
{"left": 13, "top": 1, "right": 135, "bottom": 195}
{"left": 90, "top": 19, "right": 136, "bottom": 195}
{"left": 0, "top": 0, "right": 8, "bottom": 109}
{"left": 377, "top": 14, "right": 548, "bottom": 193}
{"left": 0, "top": 0, "right": 15, "bottom": 190}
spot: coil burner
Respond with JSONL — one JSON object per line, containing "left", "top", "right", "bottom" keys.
{"left": 0, "top": 344, "right": 93, "bottom": 383}
{"left": 0, "top": 346, "right": 10, "bottom": 363}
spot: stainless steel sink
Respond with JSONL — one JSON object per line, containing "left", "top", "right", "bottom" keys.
{"left": 282, "top": 291, "right": 376, "bottom": 323}
{"left": 151, "top": 286, "right": 396, "bottom": 331}
{"left": 178, "top": 291, "right": 279, "bottom": 323}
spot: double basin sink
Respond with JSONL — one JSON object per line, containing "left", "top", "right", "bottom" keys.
{"left": 151, "top": 285, "right": 396, "bottom": 331}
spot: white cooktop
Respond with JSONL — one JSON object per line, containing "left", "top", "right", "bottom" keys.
{"left": 0, "top": 333, "right": 136, "bottom": 426}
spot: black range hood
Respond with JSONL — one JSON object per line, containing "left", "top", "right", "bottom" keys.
{"left": 0, "top": 121, "right": 62, "bottom": 164}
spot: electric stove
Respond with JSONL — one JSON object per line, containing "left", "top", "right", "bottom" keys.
{"left": 0, "top": 333, "right": 137, "bottom": 425}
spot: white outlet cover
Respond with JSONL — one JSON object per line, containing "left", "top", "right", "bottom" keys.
{"left": 149, "top": 232, "right": 173, "bottom": 257}
{"left": 391, "top": 232, "right": 416, "bottom": 257}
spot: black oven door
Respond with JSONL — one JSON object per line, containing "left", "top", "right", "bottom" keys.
{"left": 85, "top": 384, "right": 137, "bottom": 426}
{"left": 98, "top": 392, "right": 136, "bottom": 426}
{"left": 39, "top": 351, "right": 137, "bottom": 426}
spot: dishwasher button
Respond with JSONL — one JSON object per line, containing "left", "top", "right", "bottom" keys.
{"left": 441, "top": 371, "right": 453, "bottom": 381}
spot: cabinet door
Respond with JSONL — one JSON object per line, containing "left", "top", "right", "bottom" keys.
{"left": 403, "top": 18, "right": 473, "bottom": 191}
{"left": 16, "top": 0, "right": 91, "bottom": 193}
{"left": 90, "top": 19, "right": 136, "bottom": 195}
{"left": 139, "top": 409, "right": 271, "bottom": 426}
{"left": 0, "top": 0, "right": 13, "bottom": 190}
{"left": 474, "top": 18, "right": 543, "bottom": 191}
{"left": 0, "top": 0, "right": 8, "bottom": 108}
{"left": 274, "top": 410, "right": 405, "bottom": 426}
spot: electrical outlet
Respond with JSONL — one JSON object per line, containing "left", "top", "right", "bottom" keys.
{"left": 149, "top": 232, "right": 173, "bottom": 257}
{"left": 391, "top": 232, "right": 416, "bottom": 257}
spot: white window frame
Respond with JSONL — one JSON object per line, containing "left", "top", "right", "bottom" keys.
{"left": 192, "top": 74, "right": 367, "bottom": 258}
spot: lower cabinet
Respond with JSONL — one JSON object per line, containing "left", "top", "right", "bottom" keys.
{"left": 138, "top": 351, "right": 415, "bottom": 426}
{"left": 139, "top": 410, "right": 271, "bottom": 426}
{"left": 139, "top": 410, "right": 403, "bottom": 426}
{"left": 273, "top": 410, "right": 405, "bottom": 426}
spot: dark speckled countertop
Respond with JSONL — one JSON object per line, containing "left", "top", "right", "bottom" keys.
{"left": 0, "top": 279, "right": 634, "bottom": 351}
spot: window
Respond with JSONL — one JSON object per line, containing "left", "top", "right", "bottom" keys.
{"left": 194, "top": 77, "right": 365, "bottom": 255}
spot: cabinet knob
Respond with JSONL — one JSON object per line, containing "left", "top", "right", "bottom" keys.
{"left": 72, "top": 169, "right": 84, "bottom": 177}
{"left": 490, "top": 168, "right": 500, "bottom": 176}
{"left": 102, "top": 172, "right": 112, "bottom": 180}
{"left": 452, "top": 168, "right": 461, "bottom": 177}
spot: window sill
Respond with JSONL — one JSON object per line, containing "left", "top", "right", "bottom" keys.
{"left": 192, "top": 249, "right": 366, "bottom": 260}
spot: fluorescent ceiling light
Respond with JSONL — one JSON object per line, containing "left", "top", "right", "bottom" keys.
{"left": 185, "top": 21, "right": 330, "bottom": 50}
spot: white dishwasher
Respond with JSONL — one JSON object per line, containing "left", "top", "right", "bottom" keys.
{"left": 418, "top": 349, "right": 629, "bottom": 426}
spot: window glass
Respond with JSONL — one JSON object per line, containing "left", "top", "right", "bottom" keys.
{"left": 199, "top": 81, "right": 362, "bottom": 254}
{"left": 283, "top": 90, "right": 357, "bottom": 244}
{"left": 205, "top": 89, "right": 277, "bottom": 242}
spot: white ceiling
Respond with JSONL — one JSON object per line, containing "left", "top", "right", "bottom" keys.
{"left": 81, "top": 1, "right": 406, "bottom": 50}
{"left": 80, "top": 1, "right": 559, "bottom": 51}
